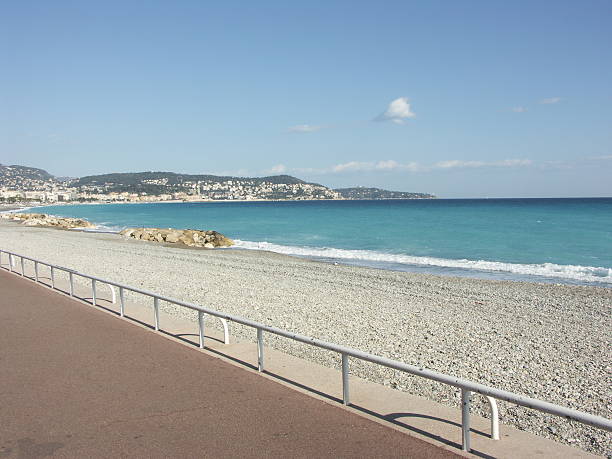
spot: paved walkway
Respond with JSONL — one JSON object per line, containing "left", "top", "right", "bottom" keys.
{"left": 0, "top": 270, "right": 460, "bottom": 458}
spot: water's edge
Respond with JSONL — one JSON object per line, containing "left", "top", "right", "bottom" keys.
{"left": 8, "top": 202, "right": 611, "bottom": 287}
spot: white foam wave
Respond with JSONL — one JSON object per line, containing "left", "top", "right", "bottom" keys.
{"left": 233, "top": 240, "right": 612, "bottom": 285}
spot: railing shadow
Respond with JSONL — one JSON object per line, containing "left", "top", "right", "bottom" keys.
{"left": 203, "top": 346, "right": 258, "bottom": 371}
{"left": 351, "top": 404, "right": 495, "bottom": 459}
{"left": 263, "top": 370, "right": 343, "bottom": 405}
{"left": 174, "top": 332, "right": 226, "bottom": 346}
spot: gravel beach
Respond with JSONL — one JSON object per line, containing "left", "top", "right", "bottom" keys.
{"left": 1, "top": 221, "right": 610, "bottom": 455}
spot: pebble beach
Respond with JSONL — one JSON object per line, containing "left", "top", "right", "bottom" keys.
{"left": 1, "top": 221, "right": 610, "bottom": 455}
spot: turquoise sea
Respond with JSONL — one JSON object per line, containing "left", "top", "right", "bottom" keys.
{"left": 38, "top": 198, "right": 612, "bottom": 286}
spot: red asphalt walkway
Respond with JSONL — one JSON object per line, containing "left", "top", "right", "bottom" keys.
{"left": 0, "top": 269, "right": 460, "bottom": 458}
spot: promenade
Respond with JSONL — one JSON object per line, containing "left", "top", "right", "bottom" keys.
{"left": 0, "top": 270, "right": 458, "bottom": 458}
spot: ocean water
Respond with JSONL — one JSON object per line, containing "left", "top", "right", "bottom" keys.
{"left": 37, "top": 198, "right": 612, "bottom": 286}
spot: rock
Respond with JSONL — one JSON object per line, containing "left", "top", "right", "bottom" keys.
{"left": 7, "top": 213, "right": 95, "bottom": 230}
{"left": 165, "top": 231, "right": 181, "bottom": 243}
{"left": 119, "top": 228, "right": 135, "bottom": 237}
{"left": 120, "top": 226, "right": 233, "bottom": 248}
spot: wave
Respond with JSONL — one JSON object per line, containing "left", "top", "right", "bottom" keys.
{"left": 233, "top": 240, "right": 612, "bottom": 285}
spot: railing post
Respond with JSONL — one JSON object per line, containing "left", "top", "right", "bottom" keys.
{"left": 108, "top": 285, "right": 117, "bottom": 304}
{"left": 119, "top": 287, "right": 125, "bottom": 317}
{"left": 69, "top": 272, "right": 74, "bottom": 296}
{"left": 20, "top": 257, "right": 25, "bottom": 276}
{"left": 462, "top": 389, "right": 471, "bottom": 452}
{"left": 485, "top": 396, "right": 500, "bottom": 440}
{"left": 198, "top": 311, "right": 205, "bottom": 348}
{"left": 342, "top": 353, "right": 350, "bottom": 406}
{"left": 9, "top": 255, "right": 13, "bottom": 272}
{"left": 50, "top": 267, "right": 55, "bottom": 289}
{"left": 153, "top": 297, "right": 160, "bottom": 331}
{"left": 91, "top": 279, "right": 96, "bottom": 305}
{"left": 220, "top": 318, "right": 230, "bottom": 345}
{"left": 257, "top": 328, "right": 264, "bottom": 372}
{"left": 34, "top": 261, "right": 39, "bottom": 282}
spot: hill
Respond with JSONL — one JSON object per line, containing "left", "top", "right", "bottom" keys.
{"left": 0, "top": 164, "right": 57, "bottom": 189}
{"left": 335, "top": 187, "right": 435, "bottom": 199}
{"left": 0, "top": 164, "right": 435, "bottom": 202}
{"left": 74, "top": 171, "right": 316, "bottom": 187}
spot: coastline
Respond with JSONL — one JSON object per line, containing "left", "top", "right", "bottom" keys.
{"left": 0, "top": 219, "right": 609, "bottom": 455}
{"left": 17, "top": 203, "right": 612, "bottom": 287}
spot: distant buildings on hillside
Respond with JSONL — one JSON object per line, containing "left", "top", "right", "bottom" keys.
{"left": 0, "top": 165, "right": 434, "bottom": 203}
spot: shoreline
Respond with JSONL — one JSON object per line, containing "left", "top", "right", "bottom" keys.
{"left": 6, "top": 209, "right": 612, "bottom": 288}
{"left": 0, "top": 220, "right": 609, "bottom": 455}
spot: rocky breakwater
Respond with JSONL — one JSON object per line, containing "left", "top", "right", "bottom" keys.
{"left": 119, "top": 227, "right": 234, "bottom": 248}
{"left": 1, "top": 213, "right": 95, "bottom": 229}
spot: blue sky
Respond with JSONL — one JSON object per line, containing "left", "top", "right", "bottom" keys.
{"left": 1, "top": 0, "right": 611, "bottom": 197}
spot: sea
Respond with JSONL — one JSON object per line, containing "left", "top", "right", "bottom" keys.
{"left": 37, "top": 198, "right": 612, "bottom": 287}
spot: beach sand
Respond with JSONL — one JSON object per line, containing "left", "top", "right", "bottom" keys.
{"left": 0, "top": 221, "right": 610, "bottom": 455}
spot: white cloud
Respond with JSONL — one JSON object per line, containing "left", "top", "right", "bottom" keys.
{"left": 511, "top": 106, "right": 528, "bottom": 113}
{"left": 540, "top": 97, "right": 561, "bottom": 104}
{"left": 435, "top": 160, "right": 485, "bottom": 169}
{"left": 375, "top": 160, "right": 421, "bottom": 172}
{"left": 268, "top": 164, "right": 287, "bottom": 174}
{"left": 375, "top": 97, "right": 416, "bottom": 124}
{"left": 288, "top": 124, "right": 324, "bottom": 133}
{"left": 271, "top": 158, "right": 532, "bottom": 177}
{"left": 331, "top": 160, "right": 422, "bottom": 173}
{"left": 332, "top": 161, "right": 372, "bottom": 172}
{"left": 375, "top": 160, "right": 400, "bottom": 170}
{"left": 433, "top": 159, "right": 532, "bottom": 169}
{"left": 495, "top": 159, "right": 533, "bottom": 167}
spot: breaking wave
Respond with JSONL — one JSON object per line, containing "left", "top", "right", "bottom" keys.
{"left": 233, "top": 240, "right": 612, "bottom": 285}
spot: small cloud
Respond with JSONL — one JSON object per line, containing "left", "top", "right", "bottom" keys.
{"left": 511, "top": 106, "right": 528, "bottom": 113}
{"left": 435, "top": 160, "right": 485, "bottom": 169}
{"left": 375, "top": 160, "right": 400, "bottom": 170}
{"left": 375, "top": 97, "right": 416, "bottom": 124}
{"left": 330, "top": 160, "right": 422, "bottom": 174}
{"left": 434, "top": 159, "right": 532, "bottom": 169}
{"left": 268, "top": 164, "right": 287, "bottom": 174}
{"left": 495, "top": 159, "right": 532, "bottom": 167}
{"left": 288, "top": 124, "right": 324, "bottom": 133}
{"left": 375, "top": 160, "right": 421, "bottom": 172}
{"left": 539, "top": 97, "right": 561, "bottom": 104}
{"left": 332, "top": 161, "right": 372, "bottom": 173}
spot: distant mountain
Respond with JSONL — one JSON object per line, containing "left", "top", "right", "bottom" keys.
{"left": 0, "top": 164, "right": 57, "bottom": 189}
{"left": 335, "top": 187, "right": 435, "bottom": 200}
{"left": 0, "top": 164, "right": 435, "bottom": 201}
{"left": 73, "top": 171, "right": 318, "bottom": 187}
{"left": 0, "top": 164, "right": 55, "bottom": 182}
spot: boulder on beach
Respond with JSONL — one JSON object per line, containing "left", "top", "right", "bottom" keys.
{"left": 1, "top": 213, "right": 95, "bottom": 230}
{"left": 119, "top": 227, "right": 234, "bottom": 248}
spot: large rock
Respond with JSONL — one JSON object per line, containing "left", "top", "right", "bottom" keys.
{"left": 5, "top": 213, "right": 95, "bottom": 229}
{"left": 120, "top": 227, "right": 233, "bottom": 248}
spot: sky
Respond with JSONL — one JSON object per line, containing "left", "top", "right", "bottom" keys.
{"left": 1, "top": 0, "right": 611, "bottom": 198}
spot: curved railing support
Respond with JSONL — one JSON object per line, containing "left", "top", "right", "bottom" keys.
{"left": 219, "top": 317, "right": 230, "bottom": 344}
{"left": 107, "top": 284, "right": 117, "bottom": 304}
{"left": 197, "top": 313, "right": 230, "bottom": 347}
{"left": 484, "top": 396, "right": 500, "bottom": 440}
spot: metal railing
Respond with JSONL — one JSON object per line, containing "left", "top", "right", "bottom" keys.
{"left": 1, "top": 248, "right": 610, "bottom": 453}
